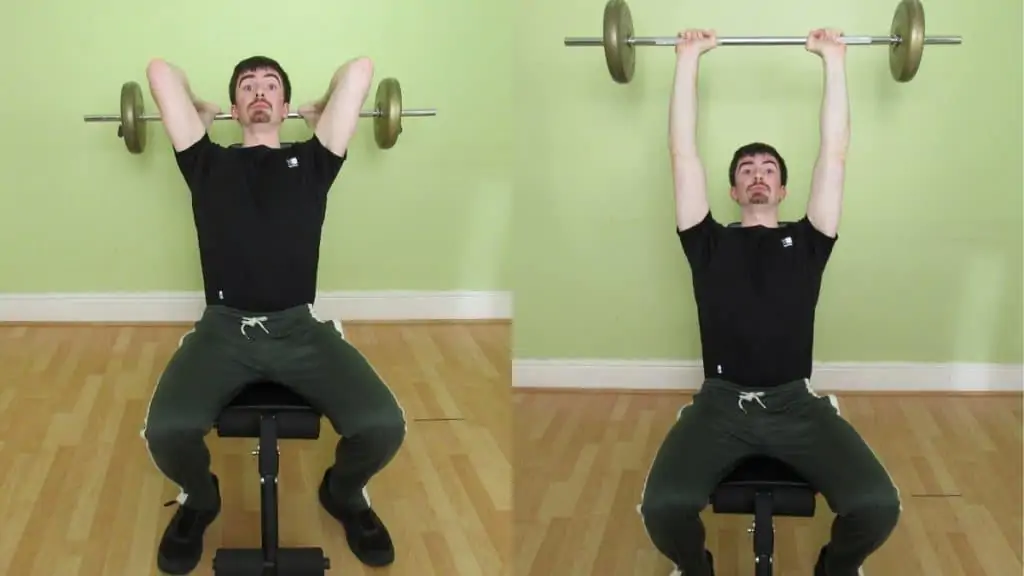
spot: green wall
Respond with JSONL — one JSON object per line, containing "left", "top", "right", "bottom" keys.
{"left": 513, "top": 0, "right": 1023, "bottom": 363}
{"left": 0, "top": 0, "right": 514, "bottom": 293}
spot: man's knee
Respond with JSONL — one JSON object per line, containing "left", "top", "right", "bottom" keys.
{"left": 639, "top": 487, "right": 706, "bottom": 531}
{"left": 345, "top": 403, "right": 406, "bottom": 452}
{"left": 843, "top": 478, "right": 901, "bottom": 537}
{"left": 142, "top": 415, "right": 206, "bottom": 461}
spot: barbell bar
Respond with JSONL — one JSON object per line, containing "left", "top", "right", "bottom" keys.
{"left": 563, "top": 0, "right": 962, "bottom": 84}
{"left": 83, "top": 77, "right": 437, "bottom": 154}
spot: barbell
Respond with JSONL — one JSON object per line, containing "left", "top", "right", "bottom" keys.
{"left": 563, "top": 0, "right": 962, "bottom": 84}
{"left": 83, "top": 77, "right": 437, "bottom": 154}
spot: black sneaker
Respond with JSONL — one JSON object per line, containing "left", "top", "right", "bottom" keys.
{"left": 318, "top": 467, "right": 395, "bottom": 567}
{"left": 157, "top": 474, "right": 221, "bottom": 575}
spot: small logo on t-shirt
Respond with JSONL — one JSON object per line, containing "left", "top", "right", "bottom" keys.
{"left": 781, "top": 236, "right": 793, "bottom": 247}
{"left": 286, "top": 157, "right": 299, "bottom": 168}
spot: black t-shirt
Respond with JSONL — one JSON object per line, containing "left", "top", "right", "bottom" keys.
{"left": 174, "top": 133, "right": 346, "bottom": 312}
{"left": 677, "top": 211, "right": 838, "bottom": 388}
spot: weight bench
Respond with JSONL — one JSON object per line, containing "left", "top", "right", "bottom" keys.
{"left": 212, "top": 381, "right": 331, "bottom": 576}
{"left": 710, "top": 456, "right": 818, "bottom": 576}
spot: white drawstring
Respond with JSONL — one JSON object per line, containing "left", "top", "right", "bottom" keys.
{"left": 240, "top": 316, "right": 269, "bottom": 338}
{"left": 737, "top": 391, "right": 766, "bottom": 413}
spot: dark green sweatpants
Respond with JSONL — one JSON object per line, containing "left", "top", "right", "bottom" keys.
{"left": 141, "top": 304, "right": 406, "bottom": 511}
{"left": 639, "top": 378, "right": 900, "bottom": 576}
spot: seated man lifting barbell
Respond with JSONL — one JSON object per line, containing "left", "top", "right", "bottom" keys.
{"left": 637, "top": 30, "right": 901, "bottom": 576}
{"left": 138, "top": 55, "right": 406, "bottom": 575}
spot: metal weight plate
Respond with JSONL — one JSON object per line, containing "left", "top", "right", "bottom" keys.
{"left": 603, "top": 0, "right": 635, "bottom": 84}
{"left": 889, "top": 0, "right": 926, "bottom": 82}
{"left": 373, "top": 78, "right": 402, "bottom": 149}
{"left": 120, "top": 81, "right": 147, "bottom": 154}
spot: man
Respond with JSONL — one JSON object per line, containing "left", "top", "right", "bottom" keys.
{"left": 139, "top": 55, "right": 407, "bottom": 575}
{"left": 637, "top": 29, "right": 901, "bottom": 576}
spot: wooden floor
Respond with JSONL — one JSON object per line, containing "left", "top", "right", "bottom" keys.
{"left": 0, "top": 322, "right": 511, "bottom": 576}
{"left": 513, "top": 390, "right": 1023, "bottom": 576}
{"left": 4, "top": 324, "right": 1022, "bottom": 576}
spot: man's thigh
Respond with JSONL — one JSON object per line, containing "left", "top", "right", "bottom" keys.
{"left": 766, "top": 395, "right": 900, "bottom": 514}
{"left": 143, "top": 328, "right": 261, "bottom": 438}
{"left": 272, "top": 320, "right": 405, "bottom": 437}
{"left": 641, "top": 393, "right": 757, "bottom": 511}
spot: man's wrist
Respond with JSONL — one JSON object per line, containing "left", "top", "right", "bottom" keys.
{"left": 821, "top": 53, "right": 846, "bottom": 70}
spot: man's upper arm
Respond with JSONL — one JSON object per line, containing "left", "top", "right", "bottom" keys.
{"left": 295, "top": 136, "right": 347, "bottom": 197}
{"left": 146, "top": 60, "right": 205, "bottom": 152}
{"left": 672, "top": 154, "right": 711, "bottom": 231}
{"left": 795, "top": 216, "right": 838, "bottom": 270}
{"left": 677, "top": 211, "right": 722, "bottom": 271}
{"left": 806, "top": 154, "right": 846, "bottom": 238}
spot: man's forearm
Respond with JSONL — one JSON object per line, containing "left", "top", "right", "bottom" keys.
{"left": 669, "top": 56, "right": 701, "bottom": 157}
{"left": 818, "top": 58, "right": 850, "bottom": 157}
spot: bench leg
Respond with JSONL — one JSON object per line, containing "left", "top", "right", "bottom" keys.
{"left": 751, "top": 491, "right": 774, "bottom": 576}
{"left": 258, "top": 415, "right": 281, "bottom": 573}
{"left": 212, "top": 416, "right": 331, "bottom": 575}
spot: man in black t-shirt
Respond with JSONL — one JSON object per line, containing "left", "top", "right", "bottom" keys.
{"left": 138, "top": 55, "right": 405, "bottom": 575}
{"left": 637, "top": 31, "right": 900, "bottom": 576}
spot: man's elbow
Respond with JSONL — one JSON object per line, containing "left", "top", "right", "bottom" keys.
{"left": 146, "top": 59, "right": 188, "bottom": 102}
{"left": 350, "top": 57, "right": 374, "bottom": 76}
{"left": 337, "top": 57, "right": 374, "bottom": 88}
{"left": 146, "top": 59, "right": 171, "bottom": 86}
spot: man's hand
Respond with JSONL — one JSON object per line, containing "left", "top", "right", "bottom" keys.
{"left": 194, "top": 100, "right": 221, "bottom": 130}
{"left": 297, "top": 101, "right": 324, "bottom": 131}
{"left": 806, "top": 28, "right": 847, "bottom": 62}
{"left": 675, "top": 29, "right": 718, "bottom": 59}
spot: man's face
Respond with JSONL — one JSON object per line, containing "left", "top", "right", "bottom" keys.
{"left": 232, "top": 68, "right": 288, "bottom": 127}
{"left": 730, "top": 153, "right": 787, "bottom": 207}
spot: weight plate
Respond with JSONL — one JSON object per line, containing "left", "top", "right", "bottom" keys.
{"left": 120, "top": 81, "right": 146, "bottom": 154}
{"left": 603, "top": 0, "right": 635, "bottom": 84}
{"left": 373, "top": 78, "right": 402, "bottom": 149}
{"left": 889, "top": 0, "right": 926, "bottom": 82}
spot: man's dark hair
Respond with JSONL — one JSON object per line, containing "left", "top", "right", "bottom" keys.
{"left": 228, "top": 56, "right": 292, "bottom": 105}
{"left": 728, "top": 142, "right": 788, "bottom": 187}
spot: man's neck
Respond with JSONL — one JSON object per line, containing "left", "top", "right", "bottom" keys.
{"left": 240, "top": 126, "right": 281, "bottom": 148}
{"left": 739, "top": 208, "right": 780, "bottom": 228}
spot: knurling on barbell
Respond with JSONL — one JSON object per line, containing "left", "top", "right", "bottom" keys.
{"left": 85, "top": 77, "right": 437, "bottom": 154}
{"left": 563, "top": 0, "right": 962, "bottom": 84}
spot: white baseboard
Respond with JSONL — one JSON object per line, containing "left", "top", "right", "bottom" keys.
{"left": 0, "top": 291, "right": 512, "bottom": 323}
{"left": 513, "top": 359, "right": 1024, "bottom": 393}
